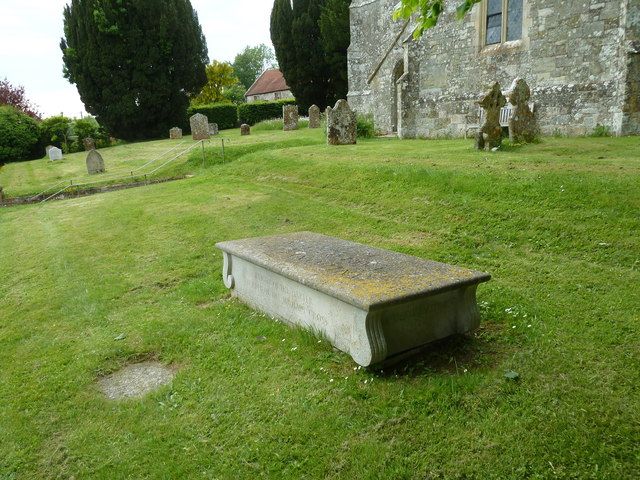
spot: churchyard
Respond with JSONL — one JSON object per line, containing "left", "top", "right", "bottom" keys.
{"left": 1, "top": 124, "right": 639, "bottom": 478}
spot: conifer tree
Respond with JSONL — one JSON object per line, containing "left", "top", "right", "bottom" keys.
{"left": 319, "top": 0, "right": 350, "bottom": 106}
{"left": 270, "top": 0, "right": 296, "bottom": 97}
{"left": 61, "top": 0, "right": 208, "bottom": 140}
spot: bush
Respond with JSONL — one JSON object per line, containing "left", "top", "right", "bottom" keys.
{"left": 238, "top": 99, "right": 296, "bottom": 125}
{"left": 188, "top": 103, "right": 238, "bottom": 130}
{"left": 356, "top": 114, "right": 375, "bottom": 138}
{"left": 0, "top": 106, "right": 42, "bottom": 162}
{"left": 590, "top": 124, "right": 612, "bottom": 137}
{"left": 40, "top": 115, "right": 72, "bottom": 152}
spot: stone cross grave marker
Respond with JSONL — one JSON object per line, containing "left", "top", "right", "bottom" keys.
{"left": 49, "top": 147, "right": 63, "bottom": 161}
{"left": 86, "top": 150, "right": 105, "bottom": 174}
{"left": 508, "top": 78, "right": 537, "bottom": 144}
{"left": 283, "top": 105, "right": 299, "bottom": 131}
{"left": 217, "top": 232, "right": 490, "bottom": 366}
{"left": 169, "top": 127, "right": 183, "bottom": 139}
{"left": 240, "top": 124, "right": 251, "bottom": 136}
{"left": 83, "top": 137, "right": 96, "bottom": 151}
{"left": 327, "top": 99, "right": 356, "bottom": 145}
{"left": 308, "top": 105, "right": 321, "bottom": 129}
{"left": 190, "top": 113, "right": 210, "bottom": 141}
{"left": 475, "top": 82, "right": 506, "bottom": 151}
{"left": 209, "top": 123, "right": 219, "bottom": 136}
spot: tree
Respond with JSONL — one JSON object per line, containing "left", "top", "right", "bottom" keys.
{"left": 270, "top": 0, "right": 296, "bottom": 99}
{"left": 319, "top": 0, "right": 350, "bottom": 106}
{"left": 233, "top": 44, "right": 276, "bottom": 90}
{"left": 0, "top": 106, "right": 41, "bottom": 162}
{"left": 61, "top": 0, "right": 208, "bottom": 140}
{"left": 40, "top": 116, "right": 73, "bottom": 151}
{"left": 0, "top": 78, "right": 41, "bottom": 119}
{"left": 223, "top": 84, "right": 248, "bottom": 105}
{"left": 393, "top": 0, "right": 481, "bottom": 38}
{"left": 192, "top": 61, "right": 240, "bottom": 105}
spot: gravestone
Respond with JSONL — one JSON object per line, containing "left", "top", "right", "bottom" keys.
{"left": 83, "top": 137, "right": 96, "bottom": 151}
{"left": 508, "top": 78, "right": 537, "bottom": 143}
{"left": 309, "top": 105, "right": 320, "bottom": 129}
{"left": 475, "top": 82, "right": 506, "bottom": 151}
{"left": 283, "top": 105, "right": 299, "bottom": 131}
{"left": 209, "top": 123, "right": 219, "bottom": 136}
{"left": 169, "top": 127, "right": 183, "bottom": 139}
{"left": 190, "top": 113, "right": 210, "bottom": 140}
{"left": 86, "top": 150, "right": 105, "bottom": 174}
{"left": 240, "top": 124, "right": 251, "bottom": 136}
{"left": 49, "top": 147, "right": 63, "bottom": 161}
{"left": 327, "top": 99, "right": 356, "bottom": 145}
{"left": 0, "top": 186, "right": 4, "bottom": 203}
{"left": 217, "top": 232, "right": 490, "bottom": 366}
{"left": 45, "top": 145, "right": 55, "bottom": 155}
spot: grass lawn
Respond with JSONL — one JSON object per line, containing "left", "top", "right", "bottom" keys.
{"left": 0, "top": 128, "right": 639, "bottom": 478}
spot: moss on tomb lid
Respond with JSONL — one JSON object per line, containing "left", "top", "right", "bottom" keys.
{"left": 216, "top": 232, "right": 491, "bottom": 311}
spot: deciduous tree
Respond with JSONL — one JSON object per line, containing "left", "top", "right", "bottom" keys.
{"left": 192, "top": 61, "right": 240, "bottom": 105}
{"left": 233, "top": 45, "right": 276, "bottom": 90}
{"left": 0, "top": 78, "right": 41, "bottom": 119}
{"left": 394, "top": 0, "right": 481, "bottom": 38}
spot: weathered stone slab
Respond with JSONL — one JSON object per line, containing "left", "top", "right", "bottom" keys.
{"left": 309, "top": 105, "right": 320, "bottom": 128}
{"left": 240, "top": 124, "right": 251, "bottom": 136}
{"left": 83, "top": 137, "right": 96, "bottom": 151}
{"left": 327, "top": 99, "right": 356, "bottom": 145}
{"left": 190, "top": 113, "right": 210, "bottom": 140}
{"left": 48, "top": 147, "right": 63, "bottom": 161}
{"left": 283, "top": 105, "right": 299, "bottom": 131}
{"left": 169, "top": 127, "right": 183, "bottom": 139}
{"left": 209, "top": 123, "right": 219, "bottom": 135}
{"left": 216, "top": 232, "right": 490, "bottom": 366}
{"left": 86, "top": 150, "right": 105, "bottom": 174}
{"left": 475, "top": 82, "right": 506, "bottom": 151}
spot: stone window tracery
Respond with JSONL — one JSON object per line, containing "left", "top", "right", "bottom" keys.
{"left": 484, "top": 0, "right": 523, "bottom": 45}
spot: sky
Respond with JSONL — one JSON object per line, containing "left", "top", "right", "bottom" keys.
{"left": 0, "top": 0, "right": 274, "bottom": 118}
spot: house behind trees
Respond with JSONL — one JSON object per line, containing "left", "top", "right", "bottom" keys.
{"left": 245, "top": 69, "right": 294, "bottom": 103}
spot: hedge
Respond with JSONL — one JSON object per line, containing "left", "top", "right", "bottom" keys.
{"left": 238, "top": 99, "right": 297, "bottom": 126}
{"left": 187, "top": 103, "right": 238, "bottom": 130}
{"left": 0, "top": 106, "right": 42, "bottom": 163}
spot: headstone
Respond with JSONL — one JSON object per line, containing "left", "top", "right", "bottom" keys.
{"left": 240, "top": 124, "right": 251, "bottom": 136}
{"left": 507, "top": 78, "right": 537, "bottom": 143}
{"left": 83, "top": 137, "right": 96, "bottom": 151}
{"left": 308, "top": 105, "right": 321, "bottom": 129}
{"left": 48, "top": 147, "right": 63, "bottom": 161}
{"left": 217, "top": 232, "right": 491, "bottom": 367}
{"left": 283, "top": 105, "right": 299, "bottom": 131}
{"left": 475, "top": 82, "right": 506, "bottom": 151}
{"left": 45, "top": 145, "right": 55, "bottom": 155}
{"left": 190, "top": 113, "right": 210, "bottom": 140}
{"left": 327, "top": 99, "right": 357, "bottom": 145}
{"left": 169, "top": 127, "right": 183, "bottom": 139}
{"left": 209, "top": 123, "right": 219, "bottom": 136}
{"left": 0, "top": 186, "right": 4, "bottom": 203}
{"left": 86, "top": 150, "right": 105, "bottom": 174}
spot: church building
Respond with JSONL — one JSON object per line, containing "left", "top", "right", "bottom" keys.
{"left": 347, "top": 0, "right": 639, "bottom": 137}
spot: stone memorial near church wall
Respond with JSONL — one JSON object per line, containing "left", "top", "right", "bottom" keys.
{"left": 327, "top": 99, "right": 356, "bottom": 145}
{"left": 49, "top": 147, "right": 63, "bottom": 161}
{"left": 308, "top": 105, "right": 320, "bottom": 129}
{"left": 475, "top": 82, "right": 507, "bottom": 151}
{"left": 209, "top": 123, "right": 219, "bottom": 136}
{"left": 507, "top": 78, "right": 537, "bottom": 143}
{"left": 240, "top": 124, "right": 251, "bottom": 136}
{"left": 83, "top": 137, "right": 96, "bottom": 151}
{"left": 169, "top": 127, "right": 183, "bottom": 139}
{"left": 190, "top": 113, "right": 210, "bottom": 141}
{"left": 86, "top": 150, "right": 105, "bottom": 174}
{"left": 217, "top": 232, "right": 490, "bottom": 367}
{"left": 283, "top": 105, "right": 299, "bottom": 131}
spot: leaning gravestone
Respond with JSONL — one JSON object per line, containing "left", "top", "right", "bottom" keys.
{"left": 86, "top": 150, "right": 105, "bottom": 174}
{"left": 475, "top": 82, "right": 506, "bottom": 151}
{"left": 308, "top": 105, "right": 320, "bottom": 129}
{"left": 209, "top": 123, "right": 219, "bottom": 136}
{"left": 169, "top": 127, "right": 183, "bottom": 139}
{"left": 217, "top": 232, "right": 490, "bottom": 366}
{"left": 327, "top": 99, "right": 357, "bottom": 145}
{"left": 508, "top": 78, "right": 537, "bottom": 144}
{"left": 283, "top": 105, "right": 299, "bottom": 131}
{"left": 190, "top": 113, "right": 210, "bottom": 141}
{"left": 240, "top": 124, "right": 251, "bottom": 136}
{"left": 49, "top": 147, "right": 63, "bottom": 161}
{"left": 83, "top": 137, "right": 96, "bottom": 151}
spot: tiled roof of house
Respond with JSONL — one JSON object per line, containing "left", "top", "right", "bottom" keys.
{"left": 245, "top": 69, "right": 290, "bottom": 97}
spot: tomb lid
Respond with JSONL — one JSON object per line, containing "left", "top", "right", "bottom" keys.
{"left": 216, "top": 232, "right": 490, "bottom": 311}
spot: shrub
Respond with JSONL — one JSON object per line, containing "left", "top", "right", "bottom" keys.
{"left": 188, "top": 103, "right": 238, "bottom": 130}
{"left": 0, "top": 105, "right": 42, "bottom": 162}
{"left": 356, "top": 114, "right": 375, "bottom": 138}
{"left": 590, "top": 124, "right": 612, "bottom": 137}
{"left": 238, "top": 99, "right": 296, "bottom": 125}
{"left": 40, "top": 115, "right": 73, "bottom": 152}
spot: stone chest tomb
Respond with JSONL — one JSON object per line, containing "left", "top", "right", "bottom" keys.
{"left": 217, "top": 232, "right": 490, "bottom": 366}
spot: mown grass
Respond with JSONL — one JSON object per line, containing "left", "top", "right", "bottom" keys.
{"left": 0, "top": 130, "right": 639, "bottom": 479}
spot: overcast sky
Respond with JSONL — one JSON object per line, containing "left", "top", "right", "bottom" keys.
{"left": 0, "top": 0, "right": 274, "bottom": 118}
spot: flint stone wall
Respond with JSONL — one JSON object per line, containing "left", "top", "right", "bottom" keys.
{"left": 348, "top": 0, "right": 640, "bottom": 137}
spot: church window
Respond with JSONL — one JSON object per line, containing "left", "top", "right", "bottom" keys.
{"left": 485, "top": 0, "right": 523, "bottom": 45}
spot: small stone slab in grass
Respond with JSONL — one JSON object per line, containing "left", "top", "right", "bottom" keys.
{"left": 98, "top": 361, "right": 176, "bottom": 400}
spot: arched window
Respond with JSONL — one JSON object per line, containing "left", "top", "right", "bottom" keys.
{"left": 485, "top": 0, "right": 523, "bottom": 45}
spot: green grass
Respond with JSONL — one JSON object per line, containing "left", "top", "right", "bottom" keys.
{"left": 1, "top": 130, "right": 639, "bottom": 479}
